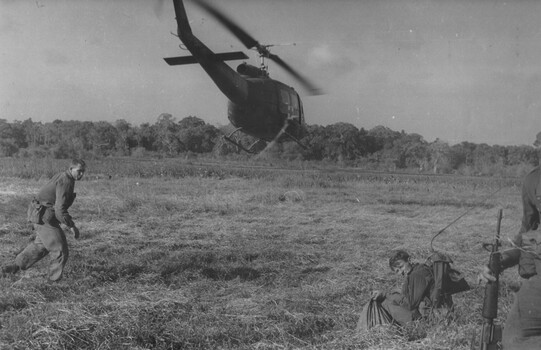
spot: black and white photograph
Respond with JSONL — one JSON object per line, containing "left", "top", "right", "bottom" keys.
{"left": 1, "top": 1, "right": 541, "bottom": 349}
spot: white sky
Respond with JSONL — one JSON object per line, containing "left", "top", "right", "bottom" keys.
{"left": 1, "top": 0, "right": 541, "bottom": 146}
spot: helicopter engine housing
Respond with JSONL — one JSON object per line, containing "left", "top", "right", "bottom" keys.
{"left": 237, "top": 63, "right": 266, "bottom": 78}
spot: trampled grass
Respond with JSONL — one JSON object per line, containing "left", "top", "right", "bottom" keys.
{"left": 0, "top": 158, "right": 525, "bottom": 349}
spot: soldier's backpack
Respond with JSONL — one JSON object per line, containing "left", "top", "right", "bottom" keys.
{"left": 425, "top": 252, "right": 471, "bottom": 308}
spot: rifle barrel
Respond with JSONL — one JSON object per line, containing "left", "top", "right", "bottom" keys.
{"left": 478, "top": 209, "right": 504, "bottom": 349}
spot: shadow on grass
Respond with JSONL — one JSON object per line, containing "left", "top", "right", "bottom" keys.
{"left": 0, "top": 294, "right": 28, "bottom": 313}
{"left": 201, "top": 266, "right": 261, "bottom": 281}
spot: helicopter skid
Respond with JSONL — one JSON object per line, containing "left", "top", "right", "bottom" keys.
{"left": 223, "top": 132, "right": 256, "bottom": 154}
{"left": 283, "top": 131, "right": 308, "bottom": 149}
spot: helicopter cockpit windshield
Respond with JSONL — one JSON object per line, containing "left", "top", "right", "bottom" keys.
{"left": 279, "top": 89, "right": 301, "bottom": 121}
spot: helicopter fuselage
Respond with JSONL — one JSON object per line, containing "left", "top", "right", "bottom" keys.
{"left": 227, "top": 76, "right": 304, "bottom": 141}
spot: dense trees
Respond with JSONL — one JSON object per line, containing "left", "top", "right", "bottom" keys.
{"left": 0, "top": 116, "right": 538, "bottom": 176}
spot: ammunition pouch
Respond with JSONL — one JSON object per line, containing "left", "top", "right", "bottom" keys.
{"left": 518, "top": 230, "right": 541, "bottom": 279}
{"left": 26, "top": 198, "right": 45, "bottom": 225}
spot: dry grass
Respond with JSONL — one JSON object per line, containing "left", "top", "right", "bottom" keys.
{"left": 0, "top": 158, "right": 524, "bottom": 349}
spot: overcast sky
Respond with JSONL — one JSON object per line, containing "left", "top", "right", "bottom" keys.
{"left": 2, "top": 0, "right": 541, "bottom": 146}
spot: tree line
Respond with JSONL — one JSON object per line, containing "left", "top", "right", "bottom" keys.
{"left": 0, "top": 115, "right": 538, "bottom": 176}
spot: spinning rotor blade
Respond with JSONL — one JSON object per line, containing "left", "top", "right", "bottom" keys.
{"left": 268, "top": 54, "right": 323, "bottom": 96}
{"left": 193, "top": 0, "right": 259, "bottom": 49}
{"left": 193, "top": 0, "right": 323, "bottom": 95}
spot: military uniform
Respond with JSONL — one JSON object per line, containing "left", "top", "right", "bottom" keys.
{"left": 15, "top": 170, "right": 78, "bottom": 281}
{"left": 500, "top": 166, "right": 541, "bottom": 349}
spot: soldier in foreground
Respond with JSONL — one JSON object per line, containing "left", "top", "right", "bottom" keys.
{"left": 479, "top": 136, "right": 541, "bottom": 349}
{"left": 2, "top": 159, "right": 86, "bottom": 281}
{"left": 479, "top": 171, "right": 541, "bottom": 349}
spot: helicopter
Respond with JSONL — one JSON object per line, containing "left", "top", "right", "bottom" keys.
{"left": 163, "top": 0, "right": 322, "bottom": 153}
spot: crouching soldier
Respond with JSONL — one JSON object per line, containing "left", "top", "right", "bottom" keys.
{"left": 357, "top": 249, "right": 468, "bottom": 331}
{"left": 2, "top": 159, "right": 86, "bottom": 281}
{"left": 357, "top": 250, "right": 435, "bottom": 330}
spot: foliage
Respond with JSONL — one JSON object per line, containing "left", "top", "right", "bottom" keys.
{"left": 0, "top": 117, "right": 539, "bottom": 175}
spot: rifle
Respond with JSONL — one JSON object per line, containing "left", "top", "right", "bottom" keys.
{"left": 478, "top": 209, "right": 503, "bottom": 350}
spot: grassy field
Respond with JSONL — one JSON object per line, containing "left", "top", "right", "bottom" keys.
{"left": 0, "top": 158, "right": 527, "bottom": 349}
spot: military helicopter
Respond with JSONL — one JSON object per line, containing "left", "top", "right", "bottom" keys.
{"left": 163, "top": 0, "right": 322, "bottom": 153}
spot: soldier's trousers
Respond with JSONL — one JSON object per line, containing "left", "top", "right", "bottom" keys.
{"left": 502, "top": 275, "right": 541, "bottom": 349}
{"left": 15, "top": 222, "right": 69, "bottom": 281}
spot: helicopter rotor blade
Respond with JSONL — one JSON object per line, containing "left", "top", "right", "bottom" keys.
{"left": 193, "top": 0, "right": 259, "bottom": 50}
{"left": 268, "top": 54, "right": 323, "bottom": 96}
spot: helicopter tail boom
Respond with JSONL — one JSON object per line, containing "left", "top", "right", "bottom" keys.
{"left": 169, "top": 0, "right": 249, "bottom": 104}
{"left": 172, "top": 0, "right": 192, "bottom": 36}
